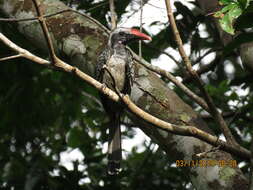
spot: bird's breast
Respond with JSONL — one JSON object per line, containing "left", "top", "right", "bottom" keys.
{"left": 103, "top": 55, "right": 127, "bottom": 91}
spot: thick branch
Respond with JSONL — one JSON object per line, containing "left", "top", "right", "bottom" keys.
{"left": 0, "top": 32, "right": 250, "bottom": 160}
{"left": 0, "top": 1, "right": 249, "bottom": 188}
{"left": 131, "top": 51, "right": 210, "bottom": 111}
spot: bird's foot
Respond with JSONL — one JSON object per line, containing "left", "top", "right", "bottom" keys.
{"left": 101, "top": 83, "right": 107, "bottom": 91}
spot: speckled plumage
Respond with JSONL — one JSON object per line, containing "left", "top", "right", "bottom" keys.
{"left": 95, "top": 28, "right": 150, "bottom": 175}
{"left": 96, "top": 40, "right": 133, "bottom": 176}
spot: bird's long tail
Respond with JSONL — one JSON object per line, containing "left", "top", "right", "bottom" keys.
{"left": 108, "top": 112, "right": 122, "bottom": 175}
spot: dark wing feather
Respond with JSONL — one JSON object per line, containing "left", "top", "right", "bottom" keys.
{"left": 123, "top": 49, "right": 134, "bottom": 95}
{"left": 95, "top": 48, "right": 110, "bottom": 81}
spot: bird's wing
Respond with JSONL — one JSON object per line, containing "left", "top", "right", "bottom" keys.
{"left": 124, "top": 49, "right": 134, "bottom": 94}
{"left": 95, "top": 48, "right": 110, "bottom": 81}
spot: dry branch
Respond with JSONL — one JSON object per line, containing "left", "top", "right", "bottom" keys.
{"left": 0, "top": 0, "right": 251, "bottom": 162}
{"left": 164, "top": 0, "right": 237, "bottom": 146}
{"left": 0, "top": 32, "right": 251, "bottom": 160}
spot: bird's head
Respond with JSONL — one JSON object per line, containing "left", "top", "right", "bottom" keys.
{"left": 109, "top": 27, "right": 152, "bottom": 48}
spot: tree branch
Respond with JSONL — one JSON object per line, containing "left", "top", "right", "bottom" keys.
{"left": 0, "top": 0, "right": 249, "bottom": 187}
{"left": 183, "top": 55, "right": 221, "bottom": 83}
{"left": 139, "top": 0, "right": 143, "bottom": 58}
{"left": 0, "top": 54, "right": 22, "bottom": 61}
{"left": 144, "top": 43, "right": 181, "bottom": 66}
{"left": 164, "top": 0, "right": 237, "bottom": 146}
{"left": 32, "top": 0, "right": 58, "bottom": 63}
{"left": 131, "top": 51, "right": 210, "bottom": 112}
{"left": 0, "top": 9, "right": 71, "bottom": 22}
{"left": 0, "top": 32, "right": 250, "bottom": 160}
{"left": 109, "top": 0, "right": 117, "bottom": 30}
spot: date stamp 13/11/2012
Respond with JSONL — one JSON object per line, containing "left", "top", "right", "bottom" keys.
{"left": 176, "top": 159, "right": 237, "bottom": 168}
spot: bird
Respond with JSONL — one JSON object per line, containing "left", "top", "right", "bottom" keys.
{"left": 95, "top": 27, "right": 151, "bottom": 175}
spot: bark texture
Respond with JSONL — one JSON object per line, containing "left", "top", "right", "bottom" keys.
{"left": 0, "top": 0, "right": 249, "bottom": 189}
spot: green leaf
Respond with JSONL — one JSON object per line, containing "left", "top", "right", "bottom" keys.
{"left": 214, "top": 4, "right": 234, "bottom": 18}
{"left": 219, "top": 0, "right": 235, "bottom": 5}
{"left": 215, "top": 0, "right": 251, "bottom": 34}
{"left": 218, "top": 3, "right": 242, "bottom": 34}
{"left": 228, "top": 4, "right": 243, "bottom": 18}
{"left": 220, "top": 3, "right": 237, "bottom": 14}
{"left": 219, "top": 13, "right": 235, "bottom": 34}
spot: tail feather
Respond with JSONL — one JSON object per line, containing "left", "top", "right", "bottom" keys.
{"left": 108, "top": 113, "right": 122, "bottom": 175}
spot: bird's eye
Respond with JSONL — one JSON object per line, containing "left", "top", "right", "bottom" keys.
{"left": 119, "top": 32, "right": 124, "bottom": 36}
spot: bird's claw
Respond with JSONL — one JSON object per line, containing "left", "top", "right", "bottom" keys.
{"left": 101, "top": 83, "right": 107, "bottom": 90}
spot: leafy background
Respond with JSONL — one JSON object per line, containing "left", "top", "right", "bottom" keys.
{"left": 0, "top": 0, "right": 253, "bottom": 189}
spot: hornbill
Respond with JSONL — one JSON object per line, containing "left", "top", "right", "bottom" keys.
{"left": 96, "top": 28, "right": 151, "bottom": 175}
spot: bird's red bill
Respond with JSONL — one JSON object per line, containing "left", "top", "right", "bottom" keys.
{"left": 130, "top": 29, "right": 152, "bottom": 41}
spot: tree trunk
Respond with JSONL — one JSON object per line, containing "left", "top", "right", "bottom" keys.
{"left": 0, "top": 0, "right": 249, "bottom": 189}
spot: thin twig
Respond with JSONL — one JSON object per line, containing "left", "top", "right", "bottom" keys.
{"left": 109, "top": 0, "right": 117, "bottom": 30}
{"left": 164, "top": 0, "right": 237, "bottom": 146}
{"left": 193, "top": 49, "right": 217, "bottom": 66}
{"left": 195, "top": 145, "right": 221, "bottom": 159}
{"left": 121, "top": 94, "right": 250, "bottom": 159}
{"left": 103, "top": 67, "right": 249, "bottom": 160}
{"left": 1, "top": 1, "right": 251, "bottom": 166}
{"left": 201, "top": 110, "right": 253, "bottom": 122}
{"left": 144, "top": 44, "right": 180, "bottom": 65}
{"left": 0, "top": 33, "right": 50, "bottom": 65}
{"left": 86, "top": 1, "right": 109, "bottom": 13}
{"left": 0, "top": 54, "right": 22, "bottom": 61}
{"left": 139, "top": 0, "right": 143, "bottom": 58}
{"left": 81, "top": 91, "right": 103, "bottom": 110}
{"left": 0, "top": 32, "right": 250, "bottom": 160}
{"left": 227, "top": 101, "right": 242, "bottom": 127}
{"left": 147, "top": 2, "right": 167, "bottom": 10}
{"left": 0, "top": 8, "right": 109, "bottom": 34}
{"left": 0, "top": 9, "right": 71, "bottom": 22}
{"left": 131, "top": 50, "right": 210, "bottom": 112}
{"left": 183, "top": 56, "right": 221, "bottom": 83}
{"left": 69, "top": 9, "right": 110, "bottom": 33}
{"left": 32, "top": 0, "right": 57, "bottom": 63}
{"left": 121, "top": 8, "right": 139, "bottom": 25}
{"left": 0, "top": 17, "right": 39, "bottom": 22}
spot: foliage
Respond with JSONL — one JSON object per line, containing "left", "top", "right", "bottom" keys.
{"left": 215, "top": 0, "right": 252, "bottom": 34}
{"left": 0, "top": 0, "right": 253, "bottom": 189}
